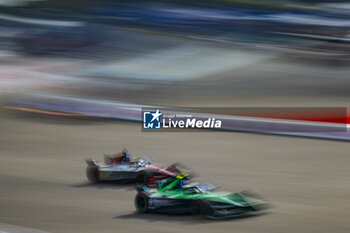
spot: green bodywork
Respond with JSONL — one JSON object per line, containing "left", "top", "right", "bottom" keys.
{"left": 140, "top": 174, "right": 268, "bottom": 218}
{"left": 153, "top": 174, "right": 263, "bottom": 206}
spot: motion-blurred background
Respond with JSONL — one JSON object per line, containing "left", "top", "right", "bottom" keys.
{"left": 0, "top": 1, "right": 350, "bottom": 233}
{"left": 0, "top": 0, "right": 349, "bottom": 107}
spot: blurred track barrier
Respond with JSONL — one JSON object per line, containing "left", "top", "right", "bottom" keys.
{"left": 5, "top": 95, "right": 350, "bottom": 141}
{"left": 84, "top": 45, "right": 274, "bottom": 81}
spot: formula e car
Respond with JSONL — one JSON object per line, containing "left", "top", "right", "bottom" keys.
{"left": 135, "top": 174, "right": 269, "bottom": 219}
{"left": 85, "top": 149, "right": 182, "bottom": 185}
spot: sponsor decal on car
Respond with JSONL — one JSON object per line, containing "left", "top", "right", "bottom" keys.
{"left": 148, "top": 198, "right": 179, "bottom": 209}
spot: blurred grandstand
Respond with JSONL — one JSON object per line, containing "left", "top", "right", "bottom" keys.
{"left": 0, "top": 0, "right": 348, "bottom": 57}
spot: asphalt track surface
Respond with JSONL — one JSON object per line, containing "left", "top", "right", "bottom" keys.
{"left": 1, "top": 110, "right": 350, "bottom": 233}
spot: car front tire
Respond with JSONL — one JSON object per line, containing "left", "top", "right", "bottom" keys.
{"left": 135, "top": 193, "right": 149, "bottom": 213}
{"left": 135, "top": 171, "right": 150, "bottom": 186}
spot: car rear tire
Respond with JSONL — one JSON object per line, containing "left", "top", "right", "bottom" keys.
{"left": 135, "top": 193, "right": 149, "bottom": 213}
{"left": 135, "top": 171, "right": 150, "bottom": 186}
{"left": 86, "top": 166, "right": 99, "bottom": 183}
{"left": 191, "top": 200, "right": 210, "bottom": 217}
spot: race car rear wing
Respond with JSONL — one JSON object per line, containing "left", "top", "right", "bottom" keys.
{"left": 85, "top": 159, "right": 98, "bottom": 167}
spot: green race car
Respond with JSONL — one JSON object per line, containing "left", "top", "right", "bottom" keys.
{"left": 135, "top": 174, "right": 269, "bottom": 219}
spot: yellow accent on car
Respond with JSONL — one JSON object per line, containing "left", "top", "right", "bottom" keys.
{"left": 99, "top": 172, "right": 104, "bottom": 178}
{"left": 176, "top": 173, "right": 189, "bottom": 179}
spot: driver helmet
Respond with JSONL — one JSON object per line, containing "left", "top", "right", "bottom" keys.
{"left": 122, "top": 149, "right": 130, "bottom": 162}
{"left": 125, "top": 152, "right": 130, "bottom": 162}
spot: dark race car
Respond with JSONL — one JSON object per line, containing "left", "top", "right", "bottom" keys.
{"left": 85, "top": 149, "right": 182, "bottom": 186}
{"left": 135, "top": 174, "right": 269, "bottom": 219}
